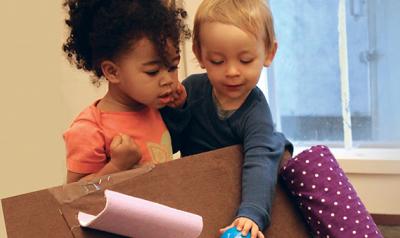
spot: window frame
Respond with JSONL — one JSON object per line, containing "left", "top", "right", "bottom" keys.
{"left": 262, "top": 0, "right": 400, "bottom": 170}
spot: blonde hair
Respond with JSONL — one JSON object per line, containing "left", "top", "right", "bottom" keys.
{"left": 193, "top": 0, "right": 276, "bottom": 55}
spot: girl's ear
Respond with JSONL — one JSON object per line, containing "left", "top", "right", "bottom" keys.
{"left": 264, "top": 41, "right": 278, "bottom": 67}
{"left": 192, "top": 44, "right": 205, "bottom": 69}
{"left": 101, "top": 60, "right": 120, "bottom": 83}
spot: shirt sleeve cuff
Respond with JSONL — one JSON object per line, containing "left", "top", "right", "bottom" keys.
{"left": 67, "top": 159, "right": 106, "bottom": 174}
{"left": 236, "top": 204, "right": 270, "bottom": 231}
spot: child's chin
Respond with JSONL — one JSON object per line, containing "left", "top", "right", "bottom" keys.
{"left": 156, "top": 104, "right": 166, "bottom": 109}
{"left": 152, "top": 102, "right": 167, "bottom": 109}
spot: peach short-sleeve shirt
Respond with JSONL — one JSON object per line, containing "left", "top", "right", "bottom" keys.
{"left": 64, "top": 101, "right": 173, "bottom": 174}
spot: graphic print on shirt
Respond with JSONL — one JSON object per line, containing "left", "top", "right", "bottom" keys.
{"left": 148, "top": 130, "right": 173, "bottom": 164}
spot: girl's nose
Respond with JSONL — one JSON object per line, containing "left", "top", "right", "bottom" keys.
{"left": 160, "top": 73, "right": 174, "bottom": 87}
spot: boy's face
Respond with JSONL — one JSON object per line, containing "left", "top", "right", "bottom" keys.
{"left": 195, "top": 22, "right": 276, "bottom": 109}
{"left": 106, "top": 37, "right": 180, "bottom": 109}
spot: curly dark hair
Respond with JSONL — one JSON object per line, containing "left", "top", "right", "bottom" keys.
{"left": 63, "top": 0, "right": 190, "bottom": 83}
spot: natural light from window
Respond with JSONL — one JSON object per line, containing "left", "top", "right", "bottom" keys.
{"left": 258, "top": 0, "right": 400, "bottom": 154}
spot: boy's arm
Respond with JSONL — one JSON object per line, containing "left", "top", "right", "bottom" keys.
{"left": 236, "top": 105, "right": 292, "bottom": 231}
{"left": 160, "top": 107, "right": 190, "bottom": 153}
{"left": 167, "top": 82, "right": 187, "bottom": 108}
{"left": 160, "top": 81, "right": 193, "bottom": 153}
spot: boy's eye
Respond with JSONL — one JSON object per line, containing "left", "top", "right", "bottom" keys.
{"left": 210, "top": 60, "right": 223, "bottom": 65}
{"left": 240, "top": 59, "right": 253, "bottom": 64}
{"left": 145, "top": 70, "right": 160, "bottom": 76}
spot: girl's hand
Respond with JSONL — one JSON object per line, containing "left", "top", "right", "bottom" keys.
{"left": 167, "top": 82, "right": 187, "bottom": 108}
{"left": 109, "top": 134, "right": 142, "bottom": 171}
{"left": 219, "top": 217, "right": 265, "bottom": 238}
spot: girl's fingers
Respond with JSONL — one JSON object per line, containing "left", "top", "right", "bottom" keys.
{"left": 119, "top": 134, "right": 130, "bottom": 145}
{"left": 110, "top": 134, "right": 122, "bottom": 149}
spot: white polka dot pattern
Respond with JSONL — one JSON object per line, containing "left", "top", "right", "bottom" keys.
{"left": 280, "top": 145, "right": 383, "bottom": 238}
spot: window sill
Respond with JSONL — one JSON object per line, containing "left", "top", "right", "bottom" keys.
{"left": 293, "top": 147, "right": 400, "bottom": 175}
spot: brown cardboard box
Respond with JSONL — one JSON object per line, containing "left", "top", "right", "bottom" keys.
{"left": 2, "top": 146, "right": 310, "bottom": 238}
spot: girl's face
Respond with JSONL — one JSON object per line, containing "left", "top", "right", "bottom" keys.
{"left": 110, "top": 37, "right": 180, "bottom": 109}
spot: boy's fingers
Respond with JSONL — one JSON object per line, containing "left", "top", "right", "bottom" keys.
{"left": 177, "top": 84, "right": 187, "bottom": 96}
{"left": 219, "top": 221, "right": 236, "bottom": 233}
{"left": 219, "top": 219, "right": 237, "bottom": 234}
{"left": 236, "top": 219, "right": 246, "bottom": 231}
{"left": 250, "top": 224, "right": 259, "bottom": 238}
{"left": 241, "top": 221, "right": 252, "bottom": 236}
{"left": 167, "top": 102, "right": 177, "bottom": 108}
{"left": 219, "top": 225, "right": 233, "bottom": 234}
{"left": 177, "top": 82, "right": 183, "bottom": 92}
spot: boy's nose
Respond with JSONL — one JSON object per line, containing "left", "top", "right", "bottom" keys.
{"left": 225, "top": 63, "right": 240, "bottom": 77}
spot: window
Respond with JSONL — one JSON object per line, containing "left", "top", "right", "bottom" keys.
{"left": 262, "top": 0, "right": 400, "bottom": 149}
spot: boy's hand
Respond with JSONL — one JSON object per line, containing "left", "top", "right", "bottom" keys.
{"left": 167, "top": 82, "right": 187, "bottom": 108}
{"left": 219, "top": 217, "right": 265, "bottom": 238}
{"left": 109, "top": 134, "right": 142, "bottom": 171}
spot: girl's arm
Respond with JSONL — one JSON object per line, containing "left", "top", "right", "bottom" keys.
{"left": 66, "top": 134, "right": 142, "bottom": 183}
{"left": 66, "top": 162, "right": 123, "bottom": 183}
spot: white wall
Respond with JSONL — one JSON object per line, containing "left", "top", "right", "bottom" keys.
{"left": 0, "top": 1, "right": 106, "bottom": 236}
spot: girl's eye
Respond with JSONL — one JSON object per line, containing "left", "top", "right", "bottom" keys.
{"left": 168, "top": 65, "right": 179, "bottom": 72}
{"left": 145, "top": 70, "right": 159, "bottom": 76}
{"left": 210, "top": 60, "right": 223, "bottom": 65}
{"left": 240, "top": 59, "right": 253, "bottom": 64}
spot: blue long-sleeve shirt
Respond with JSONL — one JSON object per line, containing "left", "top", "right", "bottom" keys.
{"left": 161, "top": 73, "right": 293, "bottom": 230}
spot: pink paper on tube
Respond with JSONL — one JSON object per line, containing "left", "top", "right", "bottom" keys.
{"left": 78, "top": 190, "right": 203, "bottom": 238}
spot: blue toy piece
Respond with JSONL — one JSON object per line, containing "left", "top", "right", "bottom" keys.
{"left": 221, "top": 227, "right": 251, "bottom": 238}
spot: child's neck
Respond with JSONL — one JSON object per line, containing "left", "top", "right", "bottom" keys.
{"left": 97, "top": 91, "right": 146, "bottom": 112}
{"left": 212, "top": 89, "right": 251, "bottom": 111}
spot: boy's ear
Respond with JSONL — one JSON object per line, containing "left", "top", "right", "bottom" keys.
{"left": 192, "top": 44, "right": 205, "bottom": 69}
{"left": 101, "top": 60, "right": 120, "bottom": 83}
{"left": 264, "top": 41, "right": 278, "bottom": 67}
